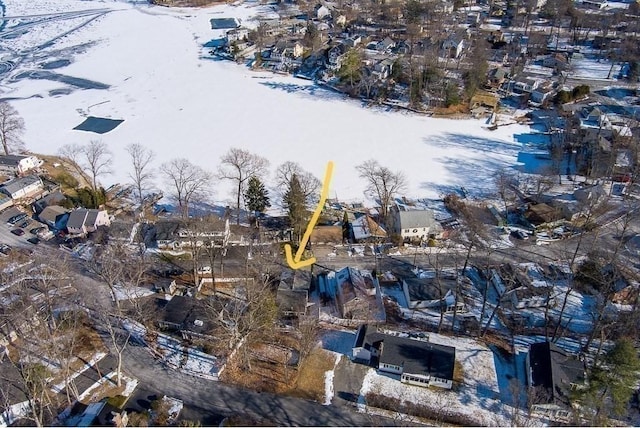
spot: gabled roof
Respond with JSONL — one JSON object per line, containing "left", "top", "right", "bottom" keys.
{"left": 39, "top": 205, "right": 69, "bottom": 225}
{"left": 0, "top": 155, "right": 28, "bottom": 167}
{"left": 380, "top": 335, "right": 455, "bottom": 380}
{"left": 0, "top": 175, "right": 42, "bottom": 195}
{"left": 396, "top": 209, "right": 440, "bottom": 230}
{"left": 403, "top": 276, "right": 455, "bottom": 302}
{"left": 33, "top": 190, "right": 66, "bottom": 213}
{"left": 67, "top": 209, "right": 90, "bottom": 230}
{"left": 529, "top": 341, "right": 585, "bottom": 407}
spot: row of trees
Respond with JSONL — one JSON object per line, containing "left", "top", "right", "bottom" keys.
{"left": 55, "top": 139, "right": 409, "bottom": 246}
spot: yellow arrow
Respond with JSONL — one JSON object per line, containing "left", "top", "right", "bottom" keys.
{"left": 285, "top": 161, "right": 334, "bottom": 270}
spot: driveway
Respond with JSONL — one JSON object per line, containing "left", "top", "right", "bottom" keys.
{"left": 332, "top": 356, "right": 372, "bottom": 407}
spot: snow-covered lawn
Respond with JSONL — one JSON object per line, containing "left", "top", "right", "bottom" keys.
{"left": 2, "top": 0, "right": 541, "bottom": 206}
{"left": 360, "top": 332, "right": 509, "bottom": 426}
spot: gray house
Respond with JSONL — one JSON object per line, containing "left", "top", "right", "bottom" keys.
{"left": 390, "top": 206, "right": 442, "bottom": 241}
{"left": 66, "top": 208, "right": 110, "bottom": 235}
{"left": 0, "top": 175, "right": 44, "bottom": 200}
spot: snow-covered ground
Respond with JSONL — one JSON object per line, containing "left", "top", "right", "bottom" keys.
{"left": 1, "top": 0, "right": 540, "bottom": 206}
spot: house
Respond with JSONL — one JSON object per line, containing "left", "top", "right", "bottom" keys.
{"left": 66, "top": 208, "right": 110, "bottom": 235}
{"left": 371, "top": 58, "right": 395, "bottom": 80}
{"left": 325, "top": 267, "right": 386, "bottom": 323}
{"left": 401, "top": 272, "right": 468, "bottom": 312}
{"left": 150, "top": 221, "right": 181, "bottom": 249}
{"left": 376, "top": 37, "right": 396, "bottom": 53}
{"left": 276, "top": 269, "right": 312, "bottom": 318}
{"left": 0, "top": 175, "right": 44, "bottom": 200}
{"left": 158, "top": 295, "right": 215, "bottom": 340}
{"left": 542, "top": 53, "right": 569, "bottom": 70}
{"left": 488, "top": 67, "right": 508, "bottom": 86}
{"left": 271, "top": 40, "right": 304, "bottom": 60}
{"left": 352, "top": 324, "right": 456, "bottom": 389}
{"left": 0, "top": 194, "right": 13, "bottom": 212}
{"left": 315, "top": 4, "right": 331, "bottom": 19}
{"left": 390, "top": 206, "right": 442, "bottom": 241}
{"left": 530, "top": 81, "right": 555, "bottom": 106}
{"left": 351, "top": 214, "right": 386, "bottom": 241}
{"left": 497, "top": 264, "right": 556, "bottom": 309}
{"left": 513, "top": 77, "right": 542, "bottom": 94}
{"left": 343, "top": 35, "right": 361, "bottom": 48}
{"left": 226, "top": 27, "right": 249, "bottom": 42}
{"left": 0, "top": 155, "right": 42, "bottom": 176}
{"left": 32, "top": 190, "right": 66, "bottom": 214}
{"left": 38, "top": 205, "right": 70, "bottom": 230}
{"left": 526, "top": 341, "right": 586, "bottom": 421}
{"left": 581, "top": 0, "right": 607, "bottom": 9}
{"left": 327, "top": 43, "right": 346, "bottom": 70}
{"left": 442, "top": 31, "right": 466, "bottom": 58}
{"left": 579, "top": 106, "right": 608, "bottom": 129}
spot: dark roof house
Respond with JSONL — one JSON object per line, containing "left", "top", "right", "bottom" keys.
{"left": 352, "top": 324, "right": 456, "bottom": 389}
{"left": 527, "top": 341, "right": 586, "bottom": 420}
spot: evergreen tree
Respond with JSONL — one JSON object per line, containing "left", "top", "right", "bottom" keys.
{"left": 244, "top": 176, "right": 271, "bottom": 225}
{"left": 283, "top": 174, "right": 307, "bottom": 243}
{"left": 578, "top": 338, "right": 640, "bottom": 423}
{"left": 342, "top": 211, "right": 352, "bottom": 243}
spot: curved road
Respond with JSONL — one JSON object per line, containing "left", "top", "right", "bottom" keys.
{"left": 120, "top": 344, "right": 394, "bottom": 427}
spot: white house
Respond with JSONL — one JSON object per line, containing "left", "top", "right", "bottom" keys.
{"left": 442, "top": 31, "right": 466, "bottom": 58}
{"left": 0, "top": 155, "right": 42, "bottom": 176}
{"left": 66, "top": 208, "right": 110, "bottom": 235}
{"left": 0, "top": 175, "right": 44, "bottom": 200}
{"left": 390, "top": 206, "right": 442, "bottom": 241}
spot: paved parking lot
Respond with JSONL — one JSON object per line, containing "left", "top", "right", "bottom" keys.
{"left": 0, "top": 206, "right": 49, "bottom": 250}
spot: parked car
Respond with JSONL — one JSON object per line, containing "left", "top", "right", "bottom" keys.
{"left": 30, "top": 227, "right": 45, "bottom": 235}
{"left": 26, "top": 237, "right": 40, "bottom": 245}
{"left": 8, "top": 213, "right": 27, "bottom": 225}
{"left": 17, "top": 220, "right": 30, "bottom": 229}
{"left": 510, "top": 230, "right": 529, "bottom": 240}
{"left": 11, "top": 228, "right": 25, "bottom": 236}
{"left": 0, "top": 244, "right": 11, "bottom": 255}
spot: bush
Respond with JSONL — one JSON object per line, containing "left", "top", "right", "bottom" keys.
{"left": 555, "top": 85, "right": 590, "bottom": 104}
{"left": 572, "top": 84, "right": 590, "bottom": 98}
{"left": 55, "top": 171, "right": 79, "bottom": 189}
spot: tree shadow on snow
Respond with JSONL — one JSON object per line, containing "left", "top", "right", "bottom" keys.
{"left": 259, "top": 81, "right": 344, "bottom": 102}
{"left": 419, "top": 133, "right": 530, "bottom": 198}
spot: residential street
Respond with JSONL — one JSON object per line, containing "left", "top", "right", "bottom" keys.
{"left": 120, "top": 344, "right": 396, "bottom": 426}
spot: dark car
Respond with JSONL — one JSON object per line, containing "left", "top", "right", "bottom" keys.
{"left": 17, "top": 220, "right": 30, "bottom": 229}
{"left": 8, "top": 213, "right": 27, "bottom": 225}
{"left": 0, "top": 244, "right": 11, "bottom": 255}
{"left": 510, "top": 230, "right": 529, "bottom": 240}
{"left": 30, "top": 226, "right": 45, "bottom": 235}
{"left": 27, "top": 237, "right": 40, "bottom": 245}
{"left": 11, "top": 228, "right": 25, "bottom": 236}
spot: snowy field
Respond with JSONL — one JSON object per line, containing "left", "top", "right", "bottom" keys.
{"left": 0, "top": 0, "right": 537, "bottom": 206}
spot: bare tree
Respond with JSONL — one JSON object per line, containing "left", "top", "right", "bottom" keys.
{"left": 160, "top": 158, "right": 212, "bottom": 219}
{"left": 356, "top": 159, "right": 407, "bottom": 226}
{"left": 0, "top": 101, "right": 25, "bottom": 155}
{"left": 59, "top": 140, "right": 113, "bottom": 190}
{"left": 83, "top": 140, "right": 113, "bottom": 191}
{"left": 275, "top": 161, "right": 321, "bottom": 205}
{"left": 126, "top": 143, "right": 155, "bottom": 207}
{"left": 58, "top": 143, "right": 89, "bottom": 184}
{"left": 219, "top": 148, "right": 269, "bottom": 225}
